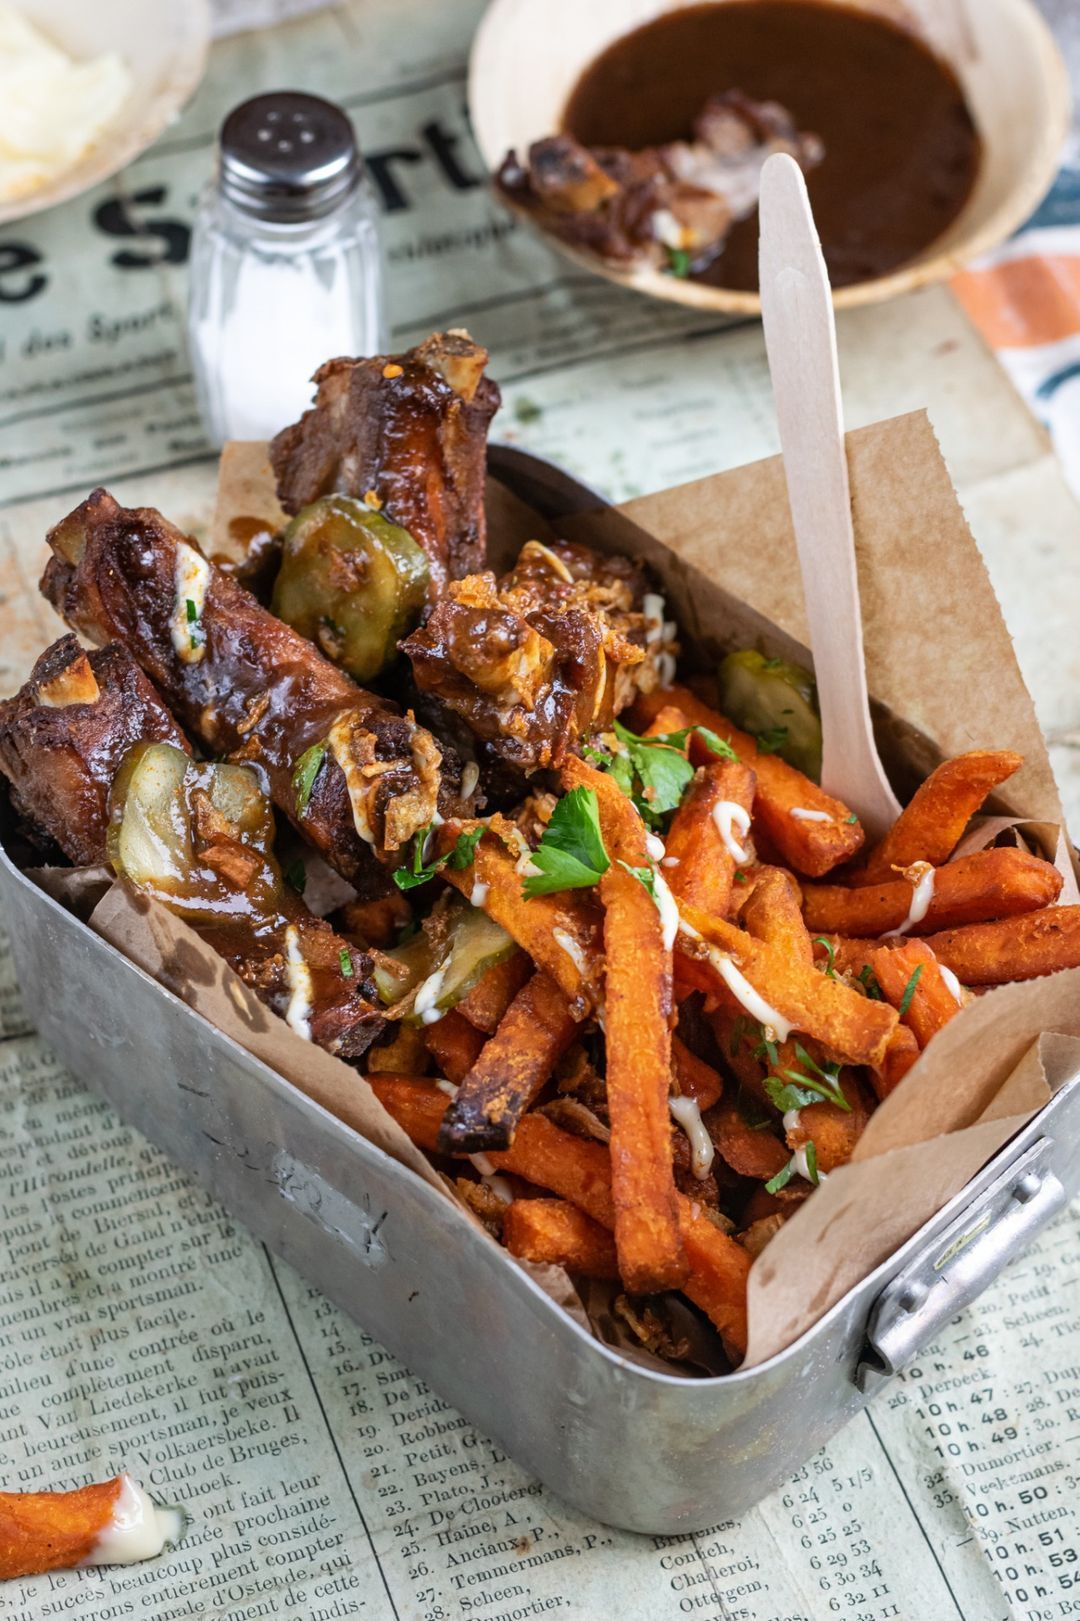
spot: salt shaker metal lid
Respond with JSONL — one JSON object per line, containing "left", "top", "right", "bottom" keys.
{"left": 219, "top": 91, "right": 362, "bottom": 223}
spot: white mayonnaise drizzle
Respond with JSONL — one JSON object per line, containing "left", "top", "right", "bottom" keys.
{"left": 652, "top": 870, "right": 681, "bottom": 952}
{"left": 792, "top": 1145, "right": 825, "bottom": 1185}
{"left": 789, "top": 806, "right": 833, "bottom": 823}
{"left": 709, "top": 948, "right": 793, "bottom": 1041}
{"left": 939, "top": 964, "right": 964, "bottom": 1005}
{"left": 662, "top": 855, "right": 681, "bottom": 869}
{"left": 645, "top": 832, "right": 666, "bottom": 862}
{"left": 435, "top": 1078, "right": 458, "bottom": 1098}
{"left": 414, "top": 965, "right": 448, "bottom": 1025}
{"left": 669, "top": 1095, "right": 714, "bottom": 1180}
{"left": 521, "top": 539, "right": 574, "bottom": 583}
{"left": 642, "top": 592, "right": 667, "bottom": 645}
{"left": 470, "top": 880, "right": 490, "bottom": 909}
{"left": 887, "top": 862, "right": 937, "bottom": 938}
{"left": 86, "top": 1475, "right": 183, "bottom": 1567}
{"left": 460, "top": 761, "right": 480, "bottom": 800}
{"left": 712, "top": 800, "right": 752, "bottom": 865}
{"left": 783, "top": 1108, "right": 802, "bottom": 1135}
{"left": 171, "top": 541, "right": 211, "bottom": 666}
{"left": 283, "top": 925, "right": 314, "bottom": 1042}
{"left": 469, "top": 1152, "right": 496, "bottom": 1176}
{"left": 482, "top": 1174, "right": 514, "bottom": 1204}
{"left": 656, "top": 651, "right": 677, "bottom": 689}
{"left": 328, "top": 715, "right": 375, "bottom": 845}
{"left": 553, "top": 928, "right": 587, "bottom": 977}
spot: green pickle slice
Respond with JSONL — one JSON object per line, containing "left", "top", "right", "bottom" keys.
{"left": 717, "top": 650, "right": 823, "bottom": 780}
{"left": 375, "top": 902, "right": 515, "bottom": 1021}
{"left": 272, "top": 496, "right": 430, "bottom": 683}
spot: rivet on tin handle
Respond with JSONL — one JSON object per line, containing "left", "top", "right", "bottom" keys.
{"left": 856, "top": 1139, "right": 1065, "bottom": 1394}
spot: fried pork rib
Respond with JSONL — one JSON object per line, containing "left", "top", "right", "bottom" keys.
{"left": 270, "top": 331, "right": 501, "bottom": 597}
{"left": 40, "top": 489, "right": 457, "bottom": 888}
{"left": 402, "top": 538, "right": 675, "bottom": 772}
{"left": 497, "top": 92, "right": 823, "bottom": 273}
{"left": 0, "top": 637, "right": 383, "bottom": 1058}
{"left": 0, "top": 636, "right": 188, "bottom": 865}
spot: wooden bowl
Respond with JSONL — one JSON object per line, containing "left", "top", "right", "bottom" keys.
{"left": 468, "top": 0, "right": 1073, "bottom": 314}
{"left": 0, "top": 0, "right": 210, "bottom": 227}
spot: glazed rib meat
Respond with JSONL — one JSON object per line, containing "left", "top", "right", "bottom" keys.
{"left": 270, "top": 330, "right": 501, "bottom": 596}
{"left": 0, "top": 636, "right": 384, "bottom": 1058}
{"left": 401, "top": 537, "right": 676, "bottom": 772}
{"left": 41, "top": 489, "right": 455, "bottom": 888}
{"left": 496, "top": 91, "right": 823, "bottom": 274}
{"left": 0, "top": 635, "right": 188, "bottom": 865}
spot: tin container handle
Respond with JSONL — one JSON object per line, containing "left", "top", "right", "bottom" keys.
{"left": 856, "top": 1138, "right": 1065, "bottom": 1393}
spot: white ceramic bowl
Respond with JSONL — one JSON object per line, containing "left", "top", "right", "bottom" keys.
{"left": 0, "top": 0, "right": 211, "bottom": 226}
{"left": 469, "top": 0, "right": 1073, "bottom": 314}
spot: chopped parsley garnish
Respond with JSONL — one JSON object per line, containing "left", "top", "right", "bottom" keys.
{"left": 813, "top": 937, "right": 836, "bottom": 979}
{"left": 729, "top": 1013, "right": 751, "bottom": 1057}
{"left": 764, "top": 1043, "right": 850, "bottom": 1114}
{"left": 755, "top": 725, "right": 790, "bottom": 755}
{"left": 898, "top": 963, "right": 924, "bottom": 1017}
{"left": 618, "top": 860, "right": 656, "bottom": 899}
{"left": 588, "top": 719, "right": 735, "bottom": 828}
{"left": 734, "top": 869, "right": 749, "bottom": 884}
{"left": 522, "top": 787, "right": 610, "bottom": 898}
{"left": 393, "top": 825, "right": 484, "bottom": 892}
{"left": 339, "top": 948, "right": 354, "bottom": 977}
{"left": 292, "top": 741, "right": 327, "bottom": 817}
{"left": 846, "top": 813, "right": 859, "bottom": 825}
{"left": 185, "top": 598, "right": 204, "bottom": 651}
{"left": 665, "top": 246, "right": 691, "bottom": 278}
{"left": 858, "top": 964, "right": 883, "bottom": 1001}
{"left": 283, "top": 857, "right": 307, "bottom": 895}
{"left": 766, "top": 1141, "right": 820, "bottom": 1194}
{"left": 752, "top": 1032, "right": 779, "bottom": 1068}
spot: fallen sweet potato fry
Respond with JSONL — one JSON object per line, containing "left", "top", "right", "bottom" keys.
{"left": 369, "top": 1079, "right": 749, "bottom": 1360}
{"left": 739, "top": 865, "right": 814, "bottom": 970}
{"left": 456, "top": 950, "right": 532, "bottom": 1033}
{"left": 631, "top": 685, "right": 863, "bottom": 878}
{"left": 435, "top": 822, "right": 601, "bottom": 1014}
{"left": 679, "top": 903, "right": 898, "bottom": 1070}
{"left": 424, "top": 1009, "right": 487, "bottom": 1085}
{"left": 437, "top": 971, "right": 577, "bottom": 1151}
{"left": 562, "top": 755, "right": 687, "bottom": 1295}
{"left": 0, "top": 1476, "right": 178, "bottom": 1578}
{"left": 707, "top": 1093, "right": 790, "bottom": 1179}
{"left": 801, "top": 848, "right": 1062, "bottom": 937}
{"left": 504, "top": 1198, "right": 619, "bottom": 1278}
{"left": 856, "top": 750, "right": 1024, "bottom": 885}
{"left": 869, "top": 939, "right": 963, "bottom": 1047}
{"left": 672, "top": 1034, "right": 723, "bottom": 1110}
{"left": 923, "top": 905, "right": 1080, "bottom": 985}
{"left": 661, "top": 758, "right": 757, "bottom": 921}
{"left": 873, "top": 1024, "right": 921, "bottom": 1099}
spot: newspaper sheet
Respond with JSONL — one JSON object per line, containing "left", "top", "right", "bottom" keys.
{"left": 3, "top": 3, "right": 1080, "bottom": 1618}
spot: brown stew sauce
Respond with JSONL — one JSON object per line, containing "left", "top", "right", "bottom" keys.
{"left": 562, "top": 0, "right": 982, "bottom": 291}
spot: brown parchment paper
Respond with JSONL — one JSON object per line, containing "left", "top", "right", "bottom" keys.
{"left": 40, "top": 411, "right": 1077, "bottom": 1374}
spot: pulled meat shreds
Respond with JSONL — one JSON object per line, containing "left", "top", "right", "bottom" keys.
{"left": 270, "top": 330, "right": 501, "bottom": 597}
{"left": 40, "top": 488, "right": 458, "bottom": 887}
{"left": 0, "top": 635, "right": 188, "bottom": 865}
{"left": 402, "top": 537, "right": 674, "bottom": 773}
{"left": 496, "top": 91, "right": 823, "bottom": 274}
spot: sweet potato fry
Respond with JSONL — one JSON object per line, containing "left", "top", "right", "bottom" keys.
{"left": 784, "top": 1070, "right": 870, "bottom": 1174}
{"left": 856, "top": 750, "right": 1024, "bottom": 885}
{"left": 707, "top": 1094, "right": 790, "bottom": 1179}
{"left": 679, "top": 904, "right": 898, "bottom": 1070}
{"left": 739, "top": 865, "right": 814, "bottom": 970}
{"left": 456, "top": 950, "right": 532, "bottom": 1033}
{"left": 662, "top": 758, "right": 757, "bottom": 921}
{"left": 437, "top": 971, "right": 577, "bottom": 1151}
{"left": 802, "top": 848, "right": 1062, "bottom": 938}
{"left": 923, "top": 905, "right": 1080, "bottom": 985}
{"left": 561, "top": 755, "right": 687, "bottom": 1294}
{"left": 424, "top": 1009, "right": 487, "bottom": 1084}
{"left": 873, "top": 1023, "right": 920, "bottom": 1100}
{"left": 869, "top": 939, "right": 963, "bottom": 1047}
{"left": 434, "top": 822, "right": 601, "bottom": 1014}
{"left": 672, "top": 1034, "right": 723, "bottom": 1110}
{"left": 503, "top": 1198, "right": 619, "bottom": 1278}
{"left": 631, "top": 685, "right": 863, "bottom": 878}
{"left": 0, "top": 1476, "right": 178, "bottom": 1578}
{"left": 367, "top": 1023, "right": 431, "bottom": 1075}
{"left": 709, "top": 1005, "right": 771, "bottom": 1109}
{"left": 369, "top": 1079, "right": 749, "bottom": 1359}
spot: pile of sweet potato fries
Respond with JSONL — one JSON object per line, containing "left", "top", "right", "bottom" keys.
{"left": 369, "top": 683, "right": 1075, "bottom": 1369}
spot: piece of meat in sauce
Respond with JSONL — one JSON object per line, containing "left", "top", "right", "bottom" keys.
{"left": 496, "top": 90, "right": 822, "bottom": 273}
{"left": 401, "top": 538, "right": 676, "bottom": 773}
{"left": 270, "top": 330, "right": 501, "bottom": 597}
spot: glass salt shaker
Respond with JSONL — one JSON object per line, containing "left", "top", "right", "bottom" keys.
{"left": 187, "top": 91, "right": 386, "bottom": 447}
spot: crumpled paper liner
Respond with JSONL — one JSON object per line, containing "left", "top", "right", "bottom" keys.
{"left": 30, "top": 408, "right": 1079, "bottom": 1377}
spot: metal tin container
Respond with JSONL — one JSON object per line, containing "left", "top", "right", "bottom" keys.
{"left": 3, "top": 451, "right": 1078, "bottom": 1534}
